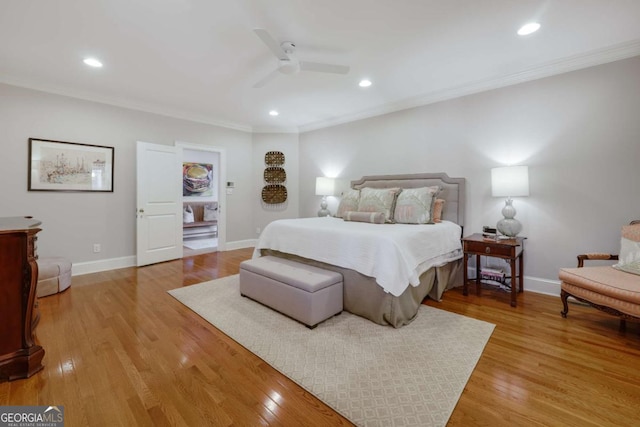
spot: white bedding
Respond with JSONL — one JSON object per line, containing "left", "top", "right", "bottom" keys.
{"left": 253, "top": 217, "right": 463, "bottom": 296}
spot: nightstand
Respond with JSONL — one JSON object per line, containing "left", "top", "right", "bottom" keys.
{"left": 462, "top": 233, "right": 526, "bottom": 307}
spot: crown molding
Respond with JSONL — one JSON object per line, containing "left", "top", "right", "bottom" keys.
{"left": 251, "top": 125, "right": 299, "bottom": 134}
{"left": 298, "top": 39, "right": 640, "bottom": 133}
{"left": 3, "top": 39, "right": 639, "bottom": 136}
{"left": 0, "top": 76, "right": 253, "bottom": 133}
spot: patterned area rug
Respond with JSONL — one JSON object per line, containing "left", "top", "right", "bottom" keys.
{"left": 168, "top": 275, "right": 494, "bottom": 427}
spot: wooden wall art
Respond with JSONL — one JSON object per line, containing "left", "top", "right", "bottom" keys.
{"left": 262, "top": 151, "right": 287, "bottom": 204}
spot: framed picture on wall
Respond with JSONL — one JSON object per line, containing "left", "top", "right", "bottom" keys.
{"left": 28, "top": 138, "right": 115, "bottom": 192}
{"left": 183, "top": 162, "right": 213, "bottom": 197}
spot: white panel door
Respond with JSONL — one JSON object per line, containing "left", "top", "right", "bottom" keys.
{"left": 136, "top": 141, "right": 183, "bottom": 266}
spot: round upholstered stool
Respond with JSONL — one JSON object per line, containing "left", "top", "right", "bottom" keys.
{"left": 37, "top": 257, "right": 72, "bottom": 298}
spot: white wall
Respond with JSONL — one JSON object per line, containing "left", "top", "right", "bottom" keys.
{"left": 251, "top": 132, "right": 300, "bottom": 235}
{"left": 299, "top": 56, "right": 640, "bottom": 294}
{"left": 0, "top": 83, "right": 254, "bottom": 268}
{"left": 4, "top": 55, "right": 639, "bottom": 289}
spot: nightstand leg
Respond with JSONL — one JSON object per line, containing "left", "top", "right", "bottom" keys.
{"left": 510, "top": 258, "right": 517, "bottom": 307}
{"left": 475, "top": 254, "right": 481, "bottom": 296}
{"left": 463, "top": 252, "right": 469, "bottom": 296}
{"left": 519, "top": 253, "right": 524, "bottom": 293}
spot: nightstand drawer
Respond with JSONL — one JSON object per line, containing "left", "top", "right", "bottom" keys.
{"left": 464, "top": 240, "right": 513, "bottom": 257}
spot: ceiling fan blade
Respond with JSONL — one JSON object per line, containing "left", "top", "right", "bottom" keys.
{"left": 253, "top": 28, "right": 288, "bottom": 60}
{"left": 300, "top": 61, "right": 350, "bottom": 74}
{"left": 252, "top": 69, "right": 280, "bottom": 88}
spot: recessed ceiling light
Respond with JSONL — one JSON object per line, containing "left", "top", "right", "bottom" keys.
{"left": 359, "top": 79, "right": 372, "bottom": 88}
{"left": 517, "top": 22, "right": 541, "bottom": 36}
{"left": 269, "top": 110, "right": 279, "bottom": 116}
{"left": 83, "top": 58, "right": 103, "bottom": 68}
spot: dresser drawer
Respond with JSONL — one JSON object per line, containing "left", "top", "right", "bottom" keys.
{"left": 464, "top": 239, "right": 513, "bottom": 257}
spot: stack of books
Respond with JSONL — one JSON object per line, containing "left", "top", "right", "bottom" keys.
{"left": 482, "top": 226, "right": 497, "bottom": 239}
{"left": 480, "top": 267, "right": 506, "bottom": 284}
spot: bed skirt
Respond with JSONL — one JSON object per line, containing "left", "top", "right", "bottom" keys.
{"left": 260, "top": 249, "right": 462, "bottom": 328}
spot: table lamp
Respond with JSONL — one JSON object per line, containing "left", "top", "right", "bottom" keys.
{"left": 315, "top": 177, "right": 336, "bottom": 217}
{"left": 491, "top": 165, "right": 529, "bottom": 237}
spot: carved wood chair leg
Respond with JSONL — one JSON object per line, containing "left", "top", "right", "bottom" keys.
{"left": 560, "top": 289, "right": 569, "bottom": 318}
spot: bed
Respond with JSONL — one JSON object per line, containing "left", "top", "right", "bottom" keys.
{"left": 254, "top": 172, "right": 466, "bottom": 328}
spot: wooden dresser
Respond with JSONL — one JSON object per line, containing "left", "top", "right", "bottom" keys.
{"left": 0, "top": 216, "right": 45, "bottom": 382}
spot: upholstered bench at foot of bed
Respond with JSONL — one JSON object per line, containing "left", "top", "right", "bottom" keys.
{"left": 239, "top": 256, "right": 343, "bottom": 329}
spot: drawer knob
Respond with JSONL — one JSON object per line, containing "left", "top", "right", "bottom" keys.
{"left": 485, "top": 247, "right": 491, "bottom": 254}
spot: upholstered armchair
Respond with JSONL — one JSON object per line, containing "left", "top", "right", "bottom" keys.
{"left": 559, "top": 221, "right": 640, "bottom": 330}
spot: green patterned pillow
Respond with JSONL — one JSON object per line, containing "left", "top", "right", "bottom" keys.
{"left": 393, "top": 186, "right": 441, "bottom": 224}
{"left": 336, "top": 189, "right": 360, "bottom": 218}
{"left": 357, "top": 187, "right": 401, "bottom": 223}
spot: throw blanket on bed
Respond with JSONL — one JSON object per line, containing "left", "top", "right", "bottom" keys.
{"left": 253, "top": 217, "right": 462, "bottom": 296}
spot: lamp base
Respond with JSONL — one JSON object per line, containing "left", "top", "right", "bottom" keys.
{"left": 317, "top": 197, "right": 330, "bottom": 217}
{"left": 496, "top": 198, "right": 522, "bottom": 237}
{"left": 497, "top": 218, "right": 522, "bottom": 237}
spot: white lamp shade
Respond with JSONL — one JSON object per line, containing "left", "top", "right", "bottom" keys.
{"left": 491, "top": 166, "right": 529, "bottom": 197}
{"left": 315, "top": 177, "right": 336, "bottom": 196}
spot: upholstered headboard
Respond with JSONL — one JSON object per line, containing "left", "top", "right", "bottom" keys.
{"left": 350, "top": 172, "right": 465, "bottom": 227}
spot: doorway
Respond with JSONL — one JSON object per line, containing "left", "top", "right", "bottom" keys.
{"left": 175, "top": 141, "right": 227, "bottom": 255}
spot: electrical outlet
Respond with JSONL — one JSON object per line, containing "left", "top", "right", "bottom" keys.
{"left": 93, "top": 243, "right": 101, "bottom": 253}
{"left": 256, "top": 227, "right": 261, "bottom": 234}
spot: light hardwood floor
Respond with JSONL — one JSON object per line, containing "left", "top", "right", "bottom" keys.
{"left": 2, "top": 248, "right": 639, "bottom": 426}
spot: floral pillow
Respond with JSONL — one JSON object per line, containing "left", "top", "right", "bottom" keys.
{"left": 613, "top": 223, "right": 640, "bottom": 276}
{"left": 393, "top": 186, "right": 441, "bottom": 224}
{"left": 336, "top": 189, "right": 360, "bottom": 218}
{"left": 357, "top": 187, "right": 402, "bottom": 223}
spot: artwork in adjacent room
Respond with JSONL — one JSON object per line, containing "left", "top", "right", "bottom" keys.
{"left": 183, "top": 162, "right": 213, "bottom": 196}
{"left": 28, "top": 138, "right": 114, "bottom": 192}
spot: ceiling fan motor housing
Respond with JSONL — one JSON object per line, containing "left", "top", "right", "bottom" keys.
{"left": 278, "top": 58, "right": 300, "bottom": 74}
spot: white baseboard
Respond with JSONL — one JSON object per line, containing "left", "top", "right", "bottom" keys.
{"left": 524, "top": 276, "right": 561, "bottom": 296}
{"left": 223, "top": 239, "right": 258, "bottom": 251}
{"left": 71, "top": 239, "right": 258, "bottom": 276}
{"left": 72, "top": 256, "right": 136, "bottom": 276}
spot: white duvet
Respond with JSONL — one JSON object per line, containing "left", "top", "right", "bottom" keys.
{"left": 253, "top": 217, "right": 463, "bottom": 297}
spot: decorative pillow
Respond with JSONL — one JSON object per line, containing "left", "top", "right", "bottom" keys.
{"left": 432, "top": 198, "right": 445, "bottom": 223}
{"left": 343, "top": 211, "right": 385, "bottom": 224}
{"left": 357, "top": 187, "right": 402, "bottom": 223}
{"left": 336, "top": 189, "right": 360, "bottom": 218}
{"left": 183, "top": 205, "right": 194, "bottom": 223}
{"left": 393, "top": 186, "right": 441, "bottom": 224}
{"left": 613, "top": 223, "right": 640, "bottom": 276}
{"left": 203, "top": 204, "right": 218, "bottom": 221}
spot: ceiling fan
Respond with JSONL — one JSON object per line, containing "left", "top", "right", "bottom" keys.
{"left": 252, "top": 28, "right": 350, "bottom": 88}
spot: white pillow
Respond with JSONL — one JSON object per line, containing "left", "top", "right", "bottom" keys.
{"left": 613, "top": 223, "right": 640, "bottom": 275}
{"left": 183, "top": 205, "right": 194, "bottom": 223}
{"left": 203, "top": 204, "right": 218, "bottom": 221}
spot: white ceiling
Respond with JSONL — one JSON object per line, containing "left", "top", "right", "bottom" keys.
{"left": 2, "top": 0, "right": 640, "bottom": 133}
